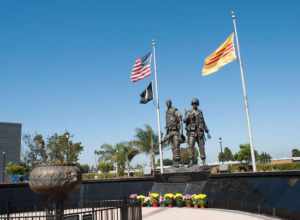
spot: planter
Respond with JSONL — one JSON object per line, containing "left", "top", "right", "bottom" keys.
{"left": 199, "top": 200, "right": 206, "bottom": 208}
{"left": 164, "top": 199, "right": 173, "bottom": 207}
{"left": 9, "top": 174, "right": 24, "bottom": 183}
{"left": 194, "top": 205, "right": 198, "bottom": 208}
{"left": 185, "top": 200, "right": 192, "bottom": 208}
{"left": 176, "top": 201, "right": 184, "bottom": 207}
{"left": 152, "top": 202, "right": 159, "bottom": 207}
{"left": 29, "top": 164, "right": 81, "bottom": 199}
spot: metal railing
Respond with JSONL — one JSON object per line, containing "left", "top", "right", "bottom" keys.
{"left": 0, "top": 200, "right": 142, "bottom": 220}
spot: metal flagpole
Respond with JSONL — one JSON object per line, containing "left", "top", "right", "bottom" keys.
{"left": 152, "top": 39, "right": 164, "bottom": 174}
{"left": 231, "top": 11, "right": 257, "bottom": 172}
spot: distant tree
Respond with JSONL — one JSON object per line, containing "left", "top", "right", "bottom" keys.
{"left": 132, "top": 125, "right": 159, "bottom": 171}
{"left": 223, "top": 147, "right": 234, "bottom": 161}
{"left": 23, "top": 134, "right": 47, "bottom": 168}
{"left": 292, "top": 149, "right": 300, "bottom": 157}
{"left": 134, "top": 164, "right": 144, "bottom": 176}
{"left": 95, "top": 144, "right": 116, "bottom": 162}
{"left": 95, "top": 142, "right": 138, "bottom": 176}
{"left": 234, "top": 144, "right": 259, "bottom": 164}
{"left": 79, "top": 164, "right": 90, "bottom": 173}
{"left": 47, "top": 132, "right": 84, "bottom": 164}
{"left": 98, "top": 161, "right": 113, "bottom": 175}
{"left": 23, "top": 132, "right": 84, "bottom": 167}
{"left": 123, "top": 142, "right": 139, "bottom": 176}
{"left": 258, "top": 152, "right": 272, "bottom": 164}
{"left": 218, "top": 152, "right": 225, "bottom": 162}
{"left": 95, "top": 143, "right": 124, "bottom": 176}
{"left": 218, "top": 147, "right": 234, "bottom": 162}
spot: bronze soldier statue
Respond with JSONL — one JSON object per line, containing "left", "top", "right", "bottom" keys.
{"left": 184, "top": 98, "right": 211, "bottom": 166}
{"left": 162, "top": 99, "right": 184, "bottom": 167}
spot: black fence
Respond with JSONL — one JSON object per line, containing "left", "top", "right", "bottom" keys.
{"left": 0, "top": 200, "right": 142, "bottom": 220}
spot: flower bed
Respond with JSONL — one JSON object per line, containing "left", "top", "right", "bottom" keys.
{"left": 129, "top": 193, "right": 208, "bottom": 208}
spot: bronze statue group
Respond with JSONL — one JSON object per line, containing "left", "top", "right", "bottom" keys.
{"left": 162, "top": 98, "right": 211, "bottom": 167}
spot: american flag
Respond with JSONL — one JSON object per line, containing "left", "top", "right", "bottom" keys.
{"left": 131, "top": 52, "right": 152, "bottom": 82}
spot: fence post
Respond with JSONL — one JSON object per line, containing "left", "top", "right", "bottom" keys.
{"left": 272, "top": 208, "right": 276, "bottom": 217}
{"left": 6, "top": 201, "right": 10, "bottom": 220}
{"left": 92, "top": 207, "right": 95, "bottom": 220}
{"left": 45, "top": 207, "right": 52, "bottom": 220}
{"left": 55, "top": 199, "right": 64, "bottom": 220}
{"left": 121, "top": 199, "right": 128, "bottom": 220}
{"left": 138, "top": 204, "right": 142, "bottom": 220}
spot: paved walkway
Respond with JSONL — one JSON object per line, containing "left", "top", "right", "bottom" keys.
{"left": 142, "top": 208, "right": 281, "bottom": 220}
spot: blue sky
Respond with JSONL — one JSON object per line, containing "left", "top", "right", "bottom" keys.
{"left": 0, "top": 1, "right": 299, "bottom": 166}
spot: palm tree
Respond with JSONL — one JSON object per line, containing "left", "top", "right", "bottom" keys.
{"left": 123, "top": 142, "right": 139, "bottom": 176}
{"left": 132, "top": 125, "right": 159, "bottom": 171}
{"left": 94, "top": 142, "right": 139, "bottom": 176}
{"left": 94, "top": 144, "right": 116, "bottom": 162}
{"left": 95, "top": 143, "right": 123, "bottom": 176}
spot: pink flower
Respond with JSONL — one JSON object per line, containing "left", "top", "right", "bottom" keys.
{"left": 183, "top": 194, "right": 192, "bottom": 200}
{"left": 129, "top": 194, "right": 138, "bottom": 199}
{"left": 159, "top": 195, "right": 164, "bottom": 203}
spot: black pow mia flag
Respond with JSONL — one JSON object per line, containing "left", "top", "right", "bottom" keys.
{"left": 140, "top": 82, "right": 153, "bottom": 104}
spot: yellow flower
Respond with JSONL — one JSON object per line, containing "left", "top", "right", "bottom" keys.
{"left": 175, "top": 193, "right": 183, "bottom": 199}
{"left": 164, "top": 193, "right": 174, "bottom": 199}
{"left": 137, "top": 195, "right": 145, "bottom": 200}
{"left": 198, "top": 194, "right": 207, "bottom": 200}
{"left": 150, "top": 192, "right": 160, "bottom": 199}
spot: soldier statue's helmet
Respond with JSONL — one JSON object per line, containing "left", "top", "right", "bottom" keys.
{"left": 166, "top": 99, "right": 172, "bottom": 107}
{"left": 191, "top": 98, "right": 199, "bottom": 106}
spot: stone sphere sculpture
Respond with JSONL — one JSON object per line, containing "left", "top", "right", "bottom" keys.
{"left": 29, "top": 164, "right": 81, "bottom": 199}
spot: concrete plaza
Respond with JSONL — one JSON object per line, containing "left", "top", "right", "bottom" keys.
{"left": 142, "top": 208, "right": 280, "bottom": 220}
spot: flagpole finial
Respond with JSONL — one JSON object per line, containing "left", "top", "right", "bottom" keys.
{"left": 231, "top": 10, "right": 236, "bottom": 20}
{"left": 152, "top": 39, "right": 156, "bottom": 47}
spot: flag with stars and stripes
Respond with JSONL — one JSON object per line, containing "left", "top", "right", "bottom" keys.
{"left": 131, "top": 52, "right": 152, "bottom": 82}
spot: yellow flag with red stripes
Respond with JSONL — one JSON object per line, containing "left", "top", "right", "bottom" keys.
{"left": 202, "top": 33, "right": 237, "bottom": 76}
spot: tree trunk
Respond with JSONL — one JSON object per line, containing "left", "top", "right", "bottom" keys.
{"left": 116, "top": 162, "right": 118, "bottom": 177}
{"left": 127, "top": 161, "right": 130, "bottom": 177}
{"left": 150, "top": 135, "right": 155, "bottom": 174}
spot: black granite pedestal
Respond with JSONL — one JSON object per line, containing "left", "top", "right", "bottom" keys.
{"left": 151, "top": 168, "right": 210, "bottom": 194}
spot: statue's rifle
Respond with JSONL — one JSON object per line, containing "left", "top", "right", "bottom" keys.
{"left": 179, "top": 109, "right": 187, "bottom": 143}
{"left": 161, "top": 132, "right": 171, "bottom": 144}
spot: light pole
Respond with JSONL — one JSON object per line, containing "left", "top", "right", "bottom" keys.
{"left": 115, "top": 148, "right": 119, "bottom": 176}
{"left": 65, "top": 132, "right": 70, "bottom": 163}
{"left": 218, "top": 137, "right": 223, "bottom": 164}
{"left": 2, "top": 152, "right": 6, "bottom": 183}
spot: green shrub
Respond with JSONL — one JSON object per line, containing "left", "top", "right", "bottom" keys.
{"left": 254, "top": 163, "right": 300, "bottom": 172}
{"left": 6, "top": 162, "right": 26, "bottom": 175}
{"left": 82, "top": 172, "right": 117, "bottom": 180}
{"left": 272, "top": 163, "right": 300, "bottom": 171}
{"left": 98, "top": 161, "right": 113, "bottom": 174}
{"left": 257, "top": 164, "right": 273, "bottom": 171}
{"left": 133, "top": 170, "right": 144, "bottom": 177}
